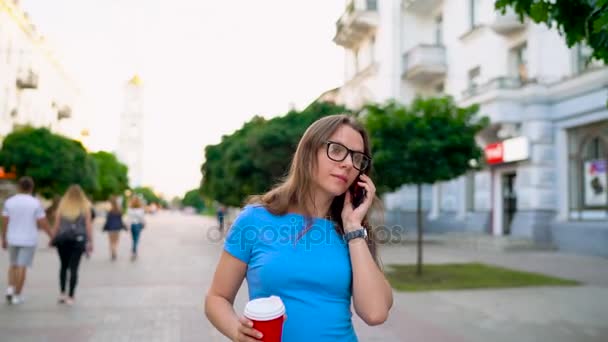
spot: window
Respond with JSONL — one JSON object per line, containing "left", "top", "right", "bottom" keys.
{"left": 366, "top": 0, "right": 377, "bottom": 11}
{"left": 575, "top": 44, "right": 598, "bottom": 74}
{"left": 369, "top": 35, "right": 375, "bottom": 63}
{"left": 510, "top": 43, "right": 528, "bottom": 82}
{"left": 435, "top": 82, "right": 444, "bottom": 94}
{"left": 435, "top": 15, "right": 443, "bottom": 45}
{"left": 468, "top": 66, "right": 481, "bottom": 90}
{"left": 568, "top": 122, "right": 608, "bottom": 220}
{"left": 469, "top": 0, "right": 480, "bottom": 29}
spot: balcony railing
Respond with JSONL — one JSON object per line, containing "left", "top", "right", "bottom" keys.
{"left": 402, "top": 44, "right": 446, "bottom": 83}
{"left": 461, "top": 76, "right": 536, "bottom": 99}
{"left": 402, "top": 0, "right": 443, "bottom": 15}
{"left": 490, "top": 9, "right": 526, "bottom": 35}
{"left": 333, "top": 1, "right": 379, "bottom": 48}
{"left": 16, "top": 69, "right": 38, "bottom": 89}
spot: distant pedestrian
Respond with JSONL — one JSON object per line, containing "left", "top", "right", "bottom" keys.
{"left": 50, "top": 185, "right": 93, "bottom": 305}
{"left": 102, "top": 196, "right": 125, "bottom": 261}
{"left": 1, "top": 176, "right": 53, "bottom": 305}
{"left": 217, "top": 206, "right": 225, "bottom": 232}
{"left": 127, "top": 196, "right": 146, "bottom": 261}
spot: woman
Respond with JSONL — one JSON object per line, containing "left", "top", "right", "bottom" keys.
{"left": 205, "top": 115, "right": 393, "bottom": 341}
{"left": 127, "top": 196, "right": 145, "bottom": 261}
{"left": 103, "top": 196, "right": 125, "bottom": 261}
{"left": 51, "top": 185, "right": 93, "bottom": 305}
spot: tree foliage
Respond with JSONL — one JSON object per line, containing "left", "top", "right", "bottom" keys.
{"left": 133, "top": 186, "right": 166, "bottom": 207}
{"left": 0, "top": 126, "right": 98, "bottom": 198}
{"left": 365, "top": 97, "right": 488, "bottom": 193}
{"left": 364, "top": 96, "right": 489, "bottom": 275}
{"left": 182, "top": 188, "right": 206, "bottom": 212}
{"left": 201, "top": 101, "right": 349, "bottom": 207}
{"left": 495, "top": 0, "right": 608, "bottom": 64}
{"left": 90, "top": 151, "right": 129, "bottom": 201}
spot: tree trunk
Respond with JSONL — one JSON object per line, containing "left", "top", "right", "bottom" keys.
{"left": 416, "top": 183, "right": 423, "bottom": 276}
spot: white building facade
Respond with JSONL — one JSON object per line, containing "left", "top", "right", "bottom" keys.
{"left": 0, "top": 0, "right": 83, "bottom": 141}
{"left": 332, "top": 0, "right": 608, "bottom": 256}
{"left": 117, "top": 75, "right": 145, "bottom": 188}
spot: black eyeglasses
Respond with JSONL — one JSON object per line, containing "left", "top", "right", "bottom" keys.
{"left": 325, "top": 141, "right": 371, "bottom": 171}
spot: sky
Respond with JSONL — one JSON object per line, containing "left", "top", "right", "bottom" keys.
{"left": 21, "top": 0, "right": 345, "bottom": 199}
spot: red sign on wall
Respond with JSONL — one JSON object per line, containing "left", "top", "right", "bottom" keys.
{"left": 485, "top": 142, "right": 504, "bottom": 164}
{"left": 484, "top": 137, "right": 530, "bottom": 165}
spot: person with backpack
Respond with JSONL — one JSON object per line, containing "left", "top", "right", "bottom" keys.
{"left": 50, "top": 185, "right": 93, "bottom": 305}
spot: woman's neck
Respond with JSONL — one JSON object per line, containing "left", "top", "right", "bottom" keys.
{"left": 290, "top": 191, "right": 333, "bottom": 218}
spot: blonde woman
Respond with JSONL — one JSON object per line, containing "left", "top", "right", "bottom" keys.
{"left": 127, "top": 196, "right": 145, "bottom": 261}
{"left": 51, "top": 185, "right": 93, "bottom": 305}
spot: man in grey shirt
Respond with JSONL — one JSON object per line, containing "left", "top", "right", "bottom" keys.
{"left": 1, "top": 177, "right": 52, "bottom": 305}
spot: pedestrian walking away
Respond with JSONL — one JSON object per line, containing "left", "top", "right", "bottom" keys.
{"left": 50, "top": 185, "right": 93, "bottom": 306}
{"left": 204, "top": 114, "right": 393, "bottom": 341}
{"left": 217, "top": 206, "right": 225, "bottom": 232}
{"left": 127, "top": 196, "right": 146, "bottom": 261}
{"left": 103, "top": 196, "right": 126, "bottom": 261}
{"left": 1, "top": 176, "right": 53, "bottom": 305}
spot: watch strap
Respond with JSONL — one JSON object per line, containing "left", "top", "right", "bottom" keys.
{"left": 344, "top": 228, "right": 367, "bottom": 242}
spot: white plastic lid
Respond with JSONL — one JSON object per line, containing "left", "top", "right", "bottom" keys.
{"left": 243, "top": 296, "right": 285, "bottom": 321}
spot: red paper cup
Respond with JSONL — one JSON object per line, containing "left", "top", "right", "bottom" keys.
{"left": 244, "top": 296, "right": 285, "bottom": 342}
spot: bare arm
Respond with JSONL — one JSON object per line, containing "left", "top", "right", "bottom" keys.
{"left": 342, "top": 174, "right": 393, "bottom": 325}
{"left": 85, "top": 210, "right": 93, "bottom": 249}
{"left": 37, "top": 217, "right": 53, "bottom": 239}
{"left": 1, "top": 216, "right": 8, "bottom": 249}
{"left": 205, "top": 251, "right": 261, "bottom": 341}
{"left": 348, "top": 236, "right": 393, "bottom": 325}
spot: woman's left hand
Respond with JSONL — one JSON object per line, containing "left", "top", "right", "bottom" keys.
{"left": 342, "top": 174, "right": 376, "bottom": 233}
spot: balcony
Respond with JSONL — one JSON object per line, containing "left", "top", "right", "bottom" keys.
{"left": 333, "top": 0, "right": 379, "bottom": 48}
{"left": 16, "top": 69, "right": 38, "bottom": 89}
{"left": 402, "top": 0, "right": 443, "bottom": 15}
{"left": 57, "top": 105, "right": 72, "bottom": 120}
{"left": 490, "top": 9, "right": 526, "bottom": 35}
{"left": 461, "top": 77, "right": 532, "bottom": 99}
{"left": 402, "top": 44, "right": 446, "bottom": 84}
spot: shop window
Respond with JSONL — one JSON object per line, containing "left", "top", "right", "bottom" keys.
{"left": 568, "top": 122, "right": 608, "bottom": 220}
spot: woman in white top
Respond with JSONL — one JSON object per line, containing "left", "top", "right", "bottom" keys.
{"left": 127, "top": 196, "right": 146, "bottom": 261}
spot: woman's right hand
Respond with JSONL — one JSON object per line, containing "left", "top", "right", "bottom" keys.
{"left": 232, "top": 316, "right": 263, "bottom": 342}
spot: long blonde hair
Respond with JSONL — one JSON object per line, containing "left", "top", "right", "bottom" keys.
{"left": 248, "top": 114, "right": 381, "bottom": 264}
{"left": 56, "top": 185, "right": 91, "bottom": 221}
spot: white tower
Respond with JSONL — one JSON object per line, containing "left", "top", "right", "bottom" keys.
{"left": 117, "top": 74, "right": 144, "bottom": 188}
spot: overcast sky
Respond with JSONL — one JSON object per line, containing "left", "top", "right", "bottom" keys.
{"left": 21, "top": 0, "right": 345, "bottom": 198}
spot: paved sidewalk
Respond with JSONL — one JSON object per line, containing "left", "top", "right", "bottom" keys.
{"left": 0, "top": 211, "right": 606, "bottom": 341}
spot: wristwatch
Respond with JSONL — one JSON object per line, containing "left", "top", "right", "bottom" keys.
{"left": 344, "top": 228, "right": 368, "bottom": 243}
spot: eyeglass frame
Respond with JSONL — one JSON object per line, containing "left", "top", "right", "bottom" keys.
{"left": 324, "top": 141, "right": 371, "bottom": 172}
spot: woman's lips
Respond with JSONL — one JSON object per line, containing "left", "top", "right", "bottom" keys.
{"left": 331, "top": 174, "right": 348, "bottom": 183}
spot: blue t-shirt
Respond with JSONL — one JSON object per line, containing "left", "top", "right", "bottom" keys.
{"left": 224, "top": 205, "right": 358, "bottom": 341}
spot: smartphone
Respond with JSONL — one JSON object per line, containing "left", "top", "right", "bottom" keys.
{"left": 349, "top": 176, "right": 367, "bottom": 209}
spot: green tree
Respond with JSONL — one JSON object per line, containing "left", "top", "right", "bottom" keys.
{"left": 201, "top": 101, "right": 349, "bottom": 206}
{"left": 364, "top": 97, "right": 488, "bottom": 275}
{"left": 90, "top": 151, "right": 129, "bottom": 201}
{"left": 182, "top": 188, "right": 205, "bottom": 212}
{"left": 132, "top": 186, "right": 166, "bottom": 207}
{"left": 0, "top": 126, "right": 98, "bottom": 198}
{"left": 495, "top": 0, "right": 608, "bottom": 64}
